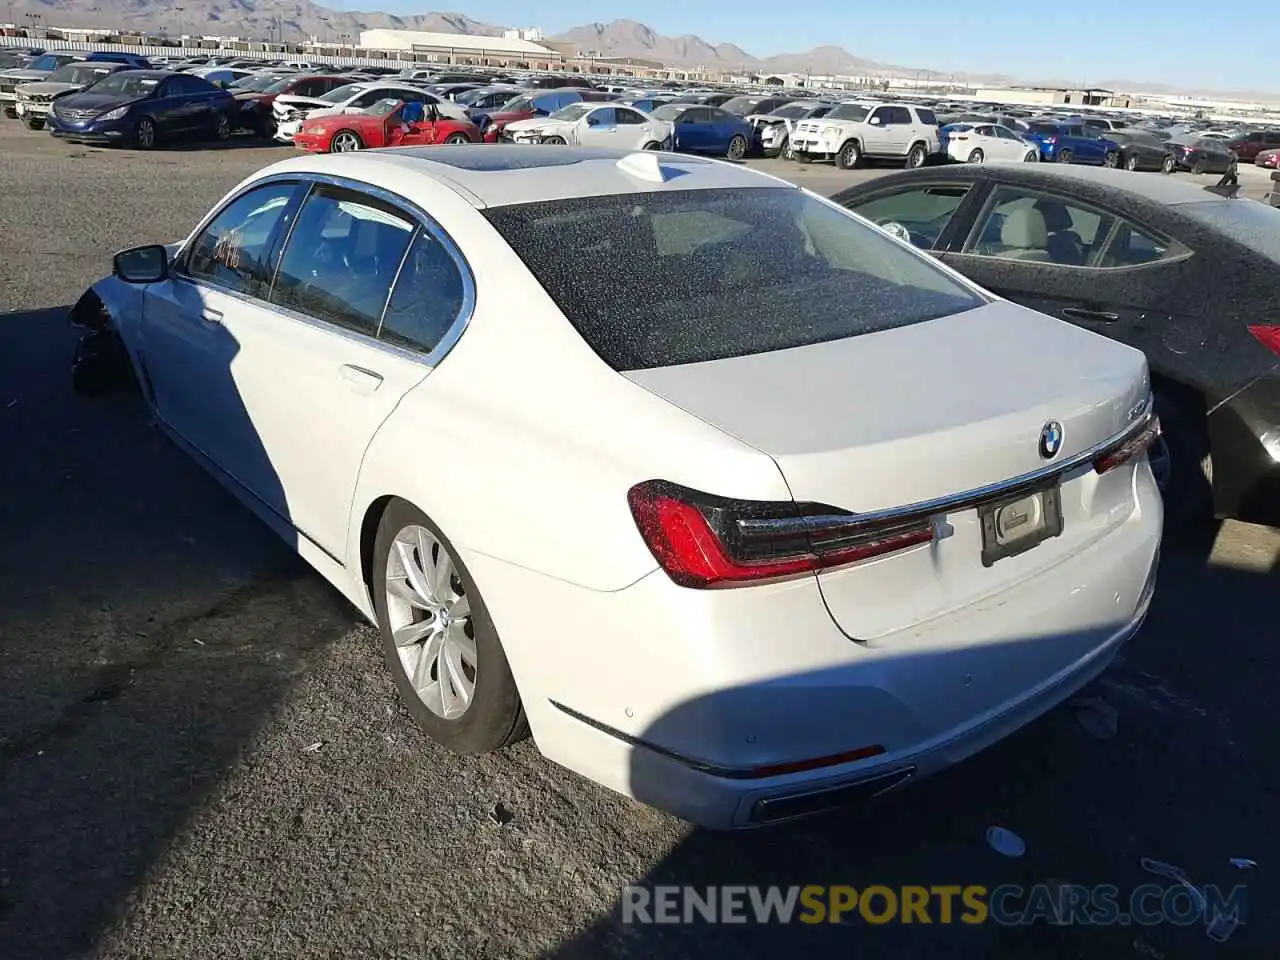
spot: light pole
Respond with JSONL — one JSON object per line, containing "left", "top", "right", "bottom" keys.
{"left": 174, "top": 6, "right": 184, "bottom": 47}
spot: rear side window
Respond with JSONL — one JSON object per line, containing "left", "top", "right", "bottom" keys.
{"left": 271, "top": 187, "right": 415, "bottom": 336}
{"left": 379, "top": 231, "right": 467, "bottom": 354}
{"left": 482, "top": 188, "right": 985, "bottom": 371}
{"left": 915, "top": 108, "right": 938, "bottom": 125}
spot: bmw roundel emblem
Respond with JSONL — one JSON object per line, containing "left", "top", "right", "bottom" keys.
{"left": 1039, "top": 420, "right": 1064, "bottom": 460}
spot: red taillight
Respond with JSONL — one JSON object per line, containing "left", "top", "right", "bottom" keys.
{"left": 1093, "top": 416, "right": 1162, "bottom": 475}
{"left": 627, "top": 481, "right": 934, "bottom": 589}
{"left": 1043, "top": 136, "right": 1056, "bottom": 144}
{"left": 1248, "top": 324, "right": 1280, "bottom": 357}
{"left": 951, "top": 134, "right": 968, "bottom": 141}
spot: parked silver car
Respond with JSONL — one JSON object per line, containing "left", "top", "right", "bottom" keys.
{"left": 14, "top": 61, "right": 125, "bottom": 130}
{"left": 0, "top": 52, "right": 82, "bottom": 118}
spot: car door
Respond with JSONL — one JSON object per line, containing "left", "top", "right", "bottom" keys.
{"left": 992, "top": 124, "right": 1028, "bottom": 160}
{"left": 149, "top": 77, "right": 190, "bottom": 136}
{"left": 863, "top": 105, "right": 895, "bottom": 154}
{"left": 577, "top": 106, "right": 618, "bottom": 147}
{"left": 613, "top": 105, "right": 653, "bottom": 149}
{"left": 196, "top": 181, "right": 459, "bottom": 560}
{"left": 674, "top": 107, "right": 709, "bottom": 151}
{"left": 140, "top": 180, "right": 306, "bottom": 512}
{"left": 180, "top": 75, "right": 221, "bottom": 132}
{"left": 936, "top": 183, "right": 1194, "bottom": 350}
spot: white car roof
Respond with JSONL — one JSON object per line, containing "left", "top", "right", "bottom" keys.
{"left": 256, "top": 146, "right": 793, "bottom": 209}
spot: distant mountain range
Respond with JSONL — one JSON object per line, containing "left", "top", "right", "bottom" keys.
{"left": 6, "top": 3, "right": 1276, "bottom": 103}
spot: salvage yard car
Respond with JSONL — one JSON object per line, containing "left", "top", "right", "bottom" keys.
{"left": 12, "top": 60, "right": 127, "bottom": 130}
{"left": 46, "top": 69, "right": 238, "bottom": 148}
{"left": 0, "top": 52, "right": 82, "bottom": 117}
{"left": 504, "top": 102, "right": 673, "bottom": 150}
{"left": 835, "top": 164, "right": 1280, "bottom": 528}
{"left": 292, "top": 99, "right": 479, "bottom": 152}
{"left": 70, "top": 146, "right": 1162, "bottom": 829}
{"left": 791, "top": 100, "right": 940, "bottom": 169}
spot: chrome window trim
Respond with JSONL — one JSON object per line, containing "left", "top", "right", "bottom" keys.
{"left": 736, "top": 397, "right": 1157, "bottom": 542}
{"left": 169, "top": 170, "right": 477, "bottom": 370}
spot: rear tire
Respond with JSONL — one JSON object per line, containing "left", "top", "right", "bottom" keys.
{"left": 641, "top": 140, "right": 661, "bottom": 150}
{"left": 1023, "top": 149, "right": 1038, "bottom": 162}
{"left": 967, "top": 148, "right": 984, "bottom": 164}
{"left": 1191, "top": 158, "right": 1205, "bottom": 175}
{"left": 1057, "top": 148, "right": 1073, "bottom": 164}
{"left": 213, "top": 111, "right": 231, "bottom": 141}
{"left": 905, "top": 142, "right": 928, "bottom": 168}
{"left": 372, "top": 499, "right": 528, "bottom": 754}
{"left": 1103, "top": 150, "right": 1119, "bottom": 168}
{"left": 726, "top": 134, "right": 747, "bottom": 160}
{"left": 444, "top": 132, "right": 471, "bottom": 144}
{"left": 1150, "top": 389, "right": 1213, "bottom": 531}
{"left": 835, "top": 139, "right": 860, "bottom": 169}
{"left": 1161, "top": 153, "right": 1175, "bottom": 174}
{"left": 1125, "top": 153, "right": 1140, "bottom": 171}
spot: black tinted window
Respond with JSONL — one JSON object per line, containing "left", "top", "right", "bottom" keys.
{"left": 379, "top": 231, "right": 467, "bottom": 354}
{"left": 615, "top": 107, "right": 645, "bottom": 125}
{"left": 916, "top": 108, "right": 937, "bottom": 125}
{"left": 483, "top": 188, "right": 984, "bottom": 371}
{"left": 271, "top": 188, "right": 416, "bottom": 336}
{"left": 185, "top": 183, "right": 298, "bottom": 297}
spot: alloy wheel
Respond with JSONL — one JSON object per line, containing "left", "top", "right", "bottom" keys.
{"left": 137, "top": 119, "right": 155, "bottom": 149}
{"left": 333, "top": 132, "right": 361, "bottom": 152}
{"left": 385, "top": 524, "right": 477, "bottom": 721}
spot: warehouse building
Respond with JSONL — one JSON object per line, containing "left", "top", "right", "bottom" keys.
{"left": 975, "top": 86, "right": 1133, "bottom": 108}
{"left": 357, "top": 28, "right": 566, "bottom": 69}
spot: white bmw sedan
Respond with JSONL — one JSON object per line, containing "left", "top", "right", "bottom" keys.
{"left": 73, "top": 146, "right": 1162, "bottom": 829}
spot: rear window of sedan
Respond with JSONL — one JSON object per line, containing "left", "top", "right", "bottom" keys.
{"left": 483, "top": 188, "right": 986, "bottom": 371}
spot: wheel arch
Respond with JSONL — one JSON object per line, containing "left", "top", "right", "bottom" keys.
{"left": 359, "top": 494, "right": 397, "bottom": 604}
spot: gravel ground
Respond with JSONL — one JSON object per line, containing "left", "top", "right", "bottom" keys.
{"left": 0, "top": 122, "right": 1276, "bottom": 960}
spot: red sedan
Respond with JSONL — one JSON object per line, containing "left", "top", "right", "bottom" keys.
{"left": 1255, "top": 148, "right": 1280, "bottom": 169}
{"left": 293, "top": 100, "right": 481, "bottom": 153}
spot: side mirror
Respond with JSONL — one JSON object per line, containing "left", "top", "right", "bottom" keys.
{"left": 113, "top": 244, "right": 168, "bottom": 284}
{"left": 869, "top": 116, "right": 882, "bottom": 125}
{"left": 586, "top": 115, "right": 599, "bottom": 126}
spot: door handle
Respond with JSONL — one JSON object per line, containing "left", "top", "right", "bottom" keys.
{"left": 1061, "top": 307, "right": 1120, "bottom": 323}
{"left": 201, "top": 309, "right": 223, "bottom": 325}
{"left": 339, "top": 364, "right": 384, "bottom": 390}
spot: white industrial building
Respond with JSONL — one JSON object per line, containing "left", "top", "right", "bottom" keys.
{"left": 357, "top": 28, "right": 566, "bottom": 67}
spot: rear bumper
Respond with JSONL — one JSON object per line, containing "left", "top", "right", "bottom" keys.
{"left": 1210, "top": 371, "right": 1280, "bottom": 526}
{"left": 465, "top": 463, "right": 1163, "bottom": 828}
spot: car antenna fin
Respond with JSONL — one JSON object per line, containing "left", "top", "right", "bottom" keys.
{"left": 616, "top": 151, "right": 670, "bottom": 183}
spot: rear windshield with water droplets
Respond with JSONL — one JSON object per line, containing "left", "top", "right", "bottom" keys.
{"left": 483, "top": 187, "right": 986, "bottom": 371}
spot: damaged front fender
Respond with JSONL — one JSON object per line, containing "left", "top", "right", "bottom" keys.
{"left": 69, "top": 275, "right": 144, "bottom": 396}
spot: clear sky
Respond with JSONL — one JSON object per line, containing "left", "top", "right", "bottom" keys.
{"left": 329, "top": 1, "right": 1270, "bottom": 92}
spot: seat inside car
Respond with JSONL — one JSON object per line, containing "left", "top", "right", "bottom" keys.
{"left": 997, "top": 207, "right": 1053, "bottom": 261}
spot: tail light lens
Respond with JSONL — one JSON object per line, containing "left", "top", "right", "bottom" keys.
{"left": 1248, "top": 324, "right": 1280, "bottom": 357}
{"left": 1093, "top": 415, "right": 1162, "bottom": 475}
{"left": 1043, "top": 136, "right": 1056, "bottom": 144}
{"left": 627, "top": 481, "right": 934, "bottom": 589}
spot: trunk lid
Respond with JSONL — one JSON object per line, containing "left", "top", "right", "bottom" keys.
{"left": 623, "top": 300, "right": 1152, "bottom": 639}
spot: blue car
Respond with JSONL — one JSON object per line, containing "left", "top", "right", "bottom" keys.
{"left": 1024, "top": 120, "right": 1120, "bottom": 166}
{"left": 650, "top": 103, "right": 753, "bottom": 160}
{"left": 46, "top": 69, "right": 237, "bottom": 149}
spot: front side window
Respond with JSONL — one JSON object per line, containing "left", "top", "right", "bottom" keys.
{"left": 483, "top": 188, "right": 984, "bottom": 371}
{"left": 379, "top": 231, "right": 467, "bottom": 354}
{"left": 963, "top": 187, "right": 1116, "bottom": 267}
{"left": 270, "top": 187, "right": 415, "bottom": 336}
{"left": 184, "top": 182, "right": 299, "bottom": 296}
{"left": 844, "top": 184, "right": 970, "bottom": 251}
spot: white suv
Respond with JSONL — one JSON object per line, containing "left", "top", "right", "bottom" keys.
{"left": 792, "top": 101, "right": 941, "bottom": 170}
